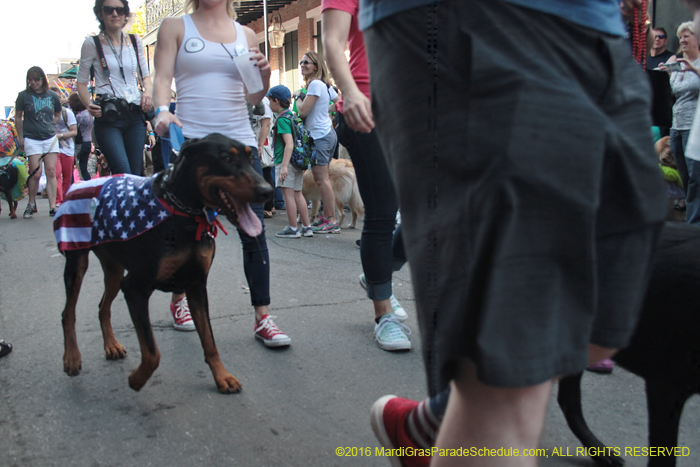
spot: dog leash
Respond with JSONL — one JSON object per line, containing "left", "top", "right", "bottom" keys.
{"left": 25, "top": 136, "right": 60, "bottom": 181}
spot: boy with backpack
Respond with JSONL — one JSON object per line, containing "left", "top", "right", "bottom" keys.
{"left": 267, "top": 85, "right": 313, "bottom": 238}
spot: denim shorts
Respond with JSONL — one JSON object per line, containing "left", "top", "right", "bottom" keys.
{"left": 313, "top": 129, "right": 337, "bottom": 166}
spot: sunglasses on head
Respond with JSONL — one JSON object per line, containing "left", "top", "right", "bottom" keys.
{"left": 102, "top": 5, "right": 126, "bottom": 16}
{"left": 299, "top": 60, "right": 315, "bottom": 66}
{"left": 655, "top": 34, "right": 666, "bottom": 39}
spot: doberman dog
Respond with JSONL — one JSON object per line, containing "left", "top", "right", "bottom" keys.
{"left": 557, "top": 222, "right": 700, "bottom": 467}
{"left": 55, "top": 133, "right": 272, "bottom": 394}
{"left": 0, "top": 156, "right": 19, "bottom": 219}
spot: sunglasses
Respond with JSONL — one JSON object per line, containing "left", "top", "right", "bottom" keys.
{"left": 299, "top": 60, "right": 315, "bottom": 66}
{"left": 102, "top": 5, "right": 126, "bottom": 16}
{"left": 28, "top": 77, "right": 42, "bottom": 83}
{"left": 655, "top": 34, "right": 666, "bottom": 39}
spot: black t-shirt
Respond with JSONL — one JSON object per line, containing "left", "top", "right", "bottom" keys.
{"left": 647, "top": 50, "right": 675, "bottom": 70}
{"left": 15, "top": 89, "right": 61, "bottom": 140}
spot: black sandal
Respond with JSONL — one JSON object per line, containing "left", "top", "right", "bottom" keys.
{"left": 0, "top": 340, "right": 12, "bottom": 358}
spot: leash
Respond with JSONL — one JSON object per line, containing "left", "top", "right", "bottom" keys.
{"left": 0, "top": 153, "right": 18, "bottom": 175}
{"left": 25, "top": 136, "right": 59, "bottom": 181}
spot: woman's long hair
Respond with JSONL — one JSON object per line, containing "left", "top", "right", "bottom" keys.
{"left": 68, "top": 92, "right": 86, "bottom": 113}
{"left": 302, "top": 52, "right": 331, "bottom": 89}
{"left": 26, "top": 66, "right": 48, "bottom": 93}
{"left": 186, "top": 0, "right": 239, "bottom": 19}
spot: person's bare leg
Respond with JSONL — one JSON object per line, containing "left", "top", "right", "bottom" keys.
{"left": 43, "top": 153, "right": 58, "bottom": 209}
{"left": 432, "top": 359, "right": 552, "bottom": 467}
{"left": 587, "top": 343, "right": 617, "bottom": 365}
{"left": 295, "top": 190, "right": 310, "bottom": 226}
{"left": 311, "top": 165, "right": 337, "bottom": 224}
{"left": 281, "top": 187, "right": 298, "bottom": 227}
{"left": 26, "top": 154, "right": 42, "bottom": 206}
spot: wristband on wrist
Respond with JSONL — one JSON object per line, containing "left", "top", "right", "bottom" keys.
{"left": 149, "top": 132, "right": 155, "bottom": 136}
{"left": 155, "top": 105, "right": 169, "bottom": 116}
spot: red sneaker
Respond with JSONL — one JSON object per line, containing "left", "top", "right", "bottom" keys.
{"left": 170, "top": 297, "right": 195, "bottom": 331}
{"left": 370, "top": 395, "right": 431, "bottom": 467}
{"left": 254, "top": 315, "right": 291, "bottom": 347}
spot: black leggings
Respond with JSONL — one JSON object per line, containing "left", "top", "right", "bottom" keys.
{"left": 76, "top": 142, "right": 92, "bottom": 181}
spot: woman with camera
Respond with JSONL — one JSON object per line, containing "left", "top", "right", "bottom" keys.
{"left": 76, "top": 0, "right": 153, "bottom": 176}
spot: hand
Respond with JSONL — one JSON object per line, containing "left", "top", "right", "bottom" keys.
{"left": 141, "top": 93, "right": 153, "bottom": 112}
{"left": 148, "top": 134, "right": 156, "bottom": 147}
{"left": 154, "top": 110, "right": 183, "bottom": 137}
{"left": 280, "top": 165, "right": 288, "bottom": 181}
{"left": 249, "top": 47, "right": 271, "bottom": 82}
{"left": 676, "top": 58, "right": 700, "bottom": 76}
{"left": 342, "top": 89, "right": 374, "bottom": 133}
{"left": 88, "top": 103, "right": 102, "bottom": 118}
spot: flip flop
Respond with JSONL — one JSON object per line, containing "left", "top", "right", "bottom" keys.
{"left": 0, "top": 340, "right": 12, "bottom": 358}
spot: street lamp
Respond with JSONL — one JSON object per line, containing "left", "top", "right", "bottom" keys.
{"left": 268, "top": 11, "right": 285, "bottom": 49}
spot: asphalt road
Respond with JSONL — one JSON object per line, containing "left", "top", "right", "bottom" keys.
{"left": 0, "top": 197, "right": 698, "bottom": 467}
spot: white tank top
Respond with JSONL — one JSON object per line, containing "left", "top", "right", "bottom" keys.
{"left": 174, "top": 15, "right": 257, "bottom": 147}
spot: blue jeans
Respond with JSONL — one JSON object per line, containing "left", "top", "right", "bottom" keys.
{"left": 336, "top": 112, "right": 398, "bottom": 301}
{"left": 76, "top": 141, "right": 92, "bottom": 180}
{"left": 670, "top": 128, "right": 690, "bottom": 194}
{"left": 94, "top": 105, "right": 146, "bottom": 175}
{"left": 238, "top": 147, "right": 271, "bottom": 307}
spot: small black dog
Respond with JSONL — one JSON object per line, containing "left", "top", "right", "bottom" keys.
{"left": 56, "top": 133, "right": 272, "bottom": 394}
{"left": 0, "top": 156, "right": 19, "bottom": 219}
{"left": 557, "top": 221, "right": 700, "bottom": 467}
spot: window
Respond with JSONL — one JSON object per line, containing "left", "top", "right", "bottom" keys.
{"left": 284, "top": 30, "right": 299, "bottom": 92}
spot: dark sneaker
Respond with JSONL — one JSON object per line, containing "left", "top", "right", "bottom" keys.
{"left": 276, "top": 225, "right": 301, "bottom": 238}
{"left": 370, "top": 395, "right": 431, "bottom": 467}
{"left": 0, "top": 340, "right": 12, "bottom": 359}
{"left": 23, "top": 204, "right": 35, "bottom": 219}
{"left": 301, "top": 226, "right": 314, "bottom": 237}
{"left": 49, "top": 208, "right": 57, "bottom": 217}
{"left": 254, "top": 315, "right": 291, "bottom": 347}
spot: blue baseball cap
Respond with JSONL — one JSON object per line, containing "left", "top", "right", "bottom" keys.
{"left": 266, "top": 85, "right": 291, "bottom": 101}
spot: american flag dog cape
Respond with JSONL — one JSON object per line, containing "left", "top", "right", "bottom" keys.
{"left": 53, "top": 175, "right": 174, "bottom": 252}
{"left": 53, "top": 174, "right": 226, "bottom": 252}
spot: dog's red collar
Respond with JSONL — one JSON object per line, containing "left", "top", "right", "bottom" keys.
{"left": 158, "top": 197, "right": 228, "bottom": 240}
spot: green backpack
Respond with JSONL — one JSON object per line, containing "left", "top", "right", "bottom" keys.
{"left": 278, "top": 110, "right": 316, "bottom": 170}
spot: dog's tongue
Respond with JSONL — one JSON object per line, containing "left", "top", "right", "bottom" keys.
{"left": 231, "top": 199, "right": 262, "bottom": 237}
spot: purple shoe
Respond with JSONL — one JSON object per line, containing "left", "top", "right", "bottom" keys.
{"left": 587, "top": 358, "right": 613, "bottom": 374}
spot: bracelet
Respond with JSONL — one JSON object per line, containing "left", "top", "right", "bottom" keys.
{"left": 154, "top": 105, "right": 169, "bottom": 116}
{"left": 149, "top": 132, "right": 155, "bottom": 136}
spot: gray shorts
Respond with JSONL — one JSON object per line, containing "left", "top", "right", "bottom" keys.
{"left": 365, "top": 0, "right": 666, "bottom": 392}
{"left": 313, "top": 130, "right": 337, "bottom": 166}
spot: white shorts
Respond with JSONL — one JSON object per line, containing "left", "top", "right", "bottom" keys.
{"left": 276, "top": 163, "right": 304, "bottom": 191}
{"left": 24, "top": 136, "right": 59, "bottom": 156}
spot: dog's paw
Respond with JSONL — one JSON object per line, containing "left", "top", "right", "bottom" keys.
{"left": 216, "top": 374, "right": 242, "bottom": 394}
{"left": 104, "top": 341, "right": 127, "bottom": 360}
{"left": 63, "top": 353, "right": 82, "bottom": 376}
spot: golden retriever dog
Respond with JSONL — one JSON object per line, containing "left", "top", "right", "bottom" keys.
{"left": 655, "top": 136, "right": 674, "bottom": 168}
{"left": 302, "top": 158, "right": 364, "bottom": 228}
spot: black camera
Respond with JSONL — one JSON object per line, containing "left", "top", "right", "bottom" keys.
{"left": 98, "top": 95, "right": 121, "bottom": 122}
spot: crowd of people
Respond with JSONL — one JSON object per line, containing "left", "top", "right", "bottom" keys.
{"left": 4, "top": 0, "right": 699, "bottom": 465}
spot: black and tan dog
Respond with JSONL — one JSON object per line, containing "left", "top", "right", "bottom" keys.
{"left": 557, "top": 221, "right": 700, "bottom": 467}
{"left": 0, "top": 155, "right": 19, "bottom": 219}
{"left": 56, "top": 133, "right": 272, "bottom": 394}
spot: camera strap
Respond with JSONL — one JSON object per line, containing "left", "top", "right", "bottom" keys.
{"left": 92, "top": 35, "right": 119, "bottom": 98}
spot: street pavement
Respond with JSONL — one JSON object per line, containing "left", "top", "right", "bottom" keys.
{"left": 0, "top": 196, "right": 698, "bottom": 467}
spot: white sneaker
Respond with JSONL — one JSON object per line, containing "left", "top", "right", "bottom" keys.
{"left": 374, "top": 314, "right": 411, "bottom": 351}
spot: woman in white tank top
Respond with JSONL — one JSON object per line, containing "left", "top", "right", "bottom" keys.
{"left": 153, "top": 0, "right": 291, "bottom": 348}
